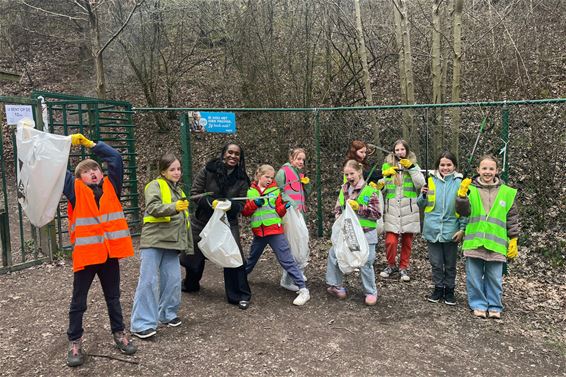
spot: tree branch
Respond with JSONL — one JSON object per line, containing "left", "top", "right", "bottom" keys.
{"left": 21, "top": 0, "right": 86, "bottom": 21}
{"left": 97, "top": 0, "right": 145, "bottom": 56}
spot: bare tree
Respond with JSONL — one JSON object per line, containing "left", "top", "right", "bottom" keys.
{"left": 450, "top": 0, "right": 463, "bottom": 158}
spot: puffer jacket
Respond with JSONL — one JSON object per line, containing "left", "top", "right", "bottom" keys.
{"left": 190, "top": 158, "right": 250, "bottom": 232}
{"left": 140, "top": 177, "right": 193, "bottom": 254}
{"left": 417, "top": 171, "right": 467, "bottom": 242}
{"left": 455, "top": 176, "right": 520, "bottom": 260}
{"left": 382, "top": 152, "right": 425, "bottom": 234}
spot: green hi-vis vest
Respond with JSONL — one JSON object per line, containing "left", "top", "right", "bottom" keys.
{"left": 423, "top": 176, "right": 461, "bottom": 218}
{"left": 143, "top": 178, "right": 190, "bottom": 229}
{"left": 462, "top": 184, "right": 517, "bottom": 256}
{"left": 248, "top": 186, "right": 282, "bottom": 229}
{"left": 382, "top": 162, "right": 418, "bottom": 199}
{"left": 338, "top": 184, "right": 378, "bottom": 229}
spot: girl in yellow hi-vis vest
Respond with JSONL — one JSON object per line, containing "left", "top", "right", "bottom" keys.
{"left": 456, "top": 155, "right": 520, "bottom": 319}
{"left": 326, "top": 160, "right": 382, "bottom": 306}
{"left": 131, "top": 153, "right": 192, "bottom": 339}
{"left": 243, "top": 165, "right": 311, "bottom": 306}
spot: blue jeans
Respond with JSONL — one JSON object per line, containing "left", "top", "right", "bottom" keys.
{"left": 131, "top": 248, "right": 181, "bottom": 332}
{"left": 465, "top": 257, "right": 503, "bottom": 313}
{"left": 325, "top": 243, "right": 377, "bottom": 296}
{"left": 245, "top": 234, "right": 305, "bottom": 289}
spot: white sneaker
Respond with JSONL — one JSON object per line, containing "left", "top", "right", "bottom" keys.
{"left": 280, "top": 275, "right": 299, "bottom": 292}
{"left": 293, "top": 288, "right": 310, "bottom": 306}
{"left": 400, "top": 269, "right": 411, "bottom": 282}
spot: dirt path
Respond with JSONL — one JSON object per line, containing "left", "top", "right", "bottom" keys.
{"left": 1, "top": 243, "right": 565, "bottom": 377}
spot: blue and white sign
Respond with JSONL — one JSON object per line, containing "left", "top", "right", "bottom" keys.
{"left": 200, "top": 112, "right": 236, "bottom": 134}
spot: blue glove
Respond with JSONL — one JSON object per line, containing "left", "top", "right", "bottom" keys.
{"left": 284, "top": 202, "right": 291, "bottom": 209}
{"left": 254, "top": 198, "right": 264, "bottom": 207}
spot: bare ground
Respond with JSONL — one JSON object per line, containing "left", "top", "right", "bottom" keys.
{"left": 1, "top": 238, "right": 565, "bottom": 377}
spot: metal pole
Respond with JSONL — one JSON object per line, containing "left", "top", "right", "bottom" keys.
{"left": 501, "top": 104, "right": 510, "bottom": 183}
{"left": 315, "top": 110, "right": 323, "bottom": 237}
{"left": 179, "top": 113, "right": 193, "bottom": 193}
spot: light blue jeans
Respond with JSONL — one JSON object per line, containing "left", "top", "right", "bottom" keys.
{"left": 131, "top": 248, "right": 181, "bottom": 332}
{"left": 465, "top": 257, "right": 503, "bottom": 313}
{"left": 325, "top": 243, "right": 377, "bottom": 296}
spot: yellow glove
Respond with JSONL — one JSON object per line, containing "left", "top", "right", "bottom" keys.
{"left": 71, "top": 133, "right": 95, "bottom": 148}
{"left": 399, "top": 159, "right": 413, "bottom": 168}
{"left": 457, "top": 178, "right": 472, "bottom": 197}
{"left": 507, "top": 238, "right": 518, "bottom": 259}
{"left": 212, "top": 199, "right": 219, "bottom": 209}
{"left": 382, "top": 166, "right": 398, "bottom": 177}
{"left": 300, "top": 176, "right": 310, "bottom": 184}
{"left": 175, "top": 199, "right": 189, "bottom": 212}
{"left": 348, "top": 200, "right": 359, "bottom": 211}
{"left": 369, "top": 181, "right": 384, "bottom": 190}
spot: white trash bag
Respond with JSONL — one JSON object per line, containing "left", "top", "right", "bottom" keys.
{"left": 282, "top": 206, "right": 309, "bottom": 268}
{"left": 198, "top": 200, "right": 243, "bottom": 268}
{"left": 16, "top": 118, "right": 72, "bottom": 227}
{"left": 331, "top": 201, "right": 369, "bottom": 274}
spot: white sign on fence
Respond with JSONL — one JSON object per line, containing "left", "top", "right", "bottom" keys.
{"left": 5, "top": 104, "right": 33, "bottom": 125}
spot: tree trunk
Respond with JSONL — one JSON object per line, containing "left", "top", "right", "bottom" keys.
{"left": 450, "top": 0, "right": 464, "bottom": 159}
{"left": 87, "top": 5, "right": 106, "bottom": 99}
{"left": 431, "top": 0, "right": 442, "bottom": 157}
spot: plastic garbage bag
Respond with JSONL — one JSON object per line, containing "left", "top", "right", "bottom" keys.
{"left": 16, "top": 118, "right": 71, "bottom": 227}
{"left": 331, "top": 201, "right": 369, "bottom": 274}
{"left": 282, "top": 206, "right": 309, "bottom": 268}
{"left": 198, "top": 200, "right": 243, "bottom": 268}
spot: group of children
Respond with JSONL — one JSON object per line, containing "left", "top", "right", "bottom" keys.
{"left": 61, "top": 134, "right": 519, "bottom": 367}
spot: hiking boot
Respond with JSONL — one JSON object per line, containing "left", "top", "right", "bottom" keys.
{"left": 67, "top": 338, "right": 85, "bottom": 367}
{"left": 113, "top": 331, "right": 137, "bottom": 355}
{"left": 327, "top": 286, "right": 347, "bottom": 299}
{"left": 132, "top": 328, "right": 156, "bottom": 340}
{"left": 473, "top": 309, "right": 487, "bottom": 319}
{"left": 488, "top": 311, "right": 501, "bottom": 319}
{"left": 444, "top": 288, "right": 456, "bottom": 306}
{"left": 427, "top": 287, "right": 444, "bottom": 303}
{"left": 280, "top": 275, "right": 299, "bottom": 292}
{"left": 365, "top": 294, "right": 378, "bottom": 306}
{"left": 162, "top": 317, "right": 182, "bottom": 327}
{"left": 293, "top": 288, "right": 310, "bottom": 306}
{"left": 399, "top": 269, "right": 411, "bottom": 282}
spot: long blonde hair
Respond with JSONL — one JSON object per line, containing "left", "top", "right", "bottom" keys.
{"left": 254, "top": 164, "right": 275, "bottom": 181}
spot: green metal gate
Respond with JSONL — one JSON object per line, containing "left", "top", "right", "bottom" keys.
{"left": 0, "top": 95, "right": 53, "bottom": 273}
{"left": 31, "top": 91, "right": 140, "bottom": 253}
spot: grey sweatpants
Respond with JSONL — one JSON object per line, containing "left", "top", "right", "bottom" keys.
{"left": 427, "top": 241, "right": 458, "bottom": 289}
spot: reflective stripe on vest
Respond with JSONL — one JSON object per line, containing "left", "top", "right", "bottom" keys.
{"left": 282, "top": 165, "right": 306, "bottom": 212}
{"left": 423, "top": 176, "right": 461, "bottom": 218}
{"left": 248, "top": 186, "right": 282, "bottom": 228}
{"left": 143, "top": 178, "right": 189, "bottom": 229}
{"left": 462, "top": 184, "right": 517, "bottom": 255}
{"left": 338, "top": 184, "right": 377, "bottom": 229}
{"left": 382, "top": 163, "right": 417, "bottom": 199}
{"left": 69, "top": 178, "right": 134, "bottom": 272}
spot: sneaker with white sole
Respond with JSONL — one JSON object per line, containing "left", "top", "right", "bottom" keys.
{"left": 293, "top": 288, "right": 310, "bottom": 306}
{"left": 380, "top": 266, "right": 397, "bottom": 278}
{"left": 132, "top": 328, "right": 156, "bottom": 339}
{"left": 399, "top": 269, "right": 410, "bottom": 282}
{"left": 162, "top": 317, "right": 182, "bottom": 327}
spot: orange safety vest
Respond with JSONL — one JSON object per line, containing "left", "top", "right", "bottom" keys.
{"left": 282, "top": 165, "right": 307, "bottom": 213}
{"left": 68, "top": 178, "right": 134, "bottom": 272}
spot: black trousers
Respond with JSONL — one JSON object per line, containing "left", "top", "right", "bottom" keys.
{"left": 181, "top": 224, "right": 251, "bottom": 303}
{"left": 67, "top": 258, "right": 125, "bottom": 341}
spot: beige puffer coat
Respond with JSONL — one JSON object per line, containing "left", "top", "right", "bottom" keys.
{"left": 382, "top": 152, "right": 426, "bottom": 234}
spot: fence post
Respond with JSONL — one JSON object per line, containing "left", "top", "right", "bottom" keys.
{"left": 315, "top": 110, "right": 323, "bottom": 237}
{"left": 179, "top": 113, "right": 193, "bottom": 193}
{"left": 501, "top": 103, "right": 509, "bottom": 183}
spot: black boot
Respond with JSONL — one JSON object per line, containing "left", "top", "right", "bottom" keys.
{"left": 427, "top": 286, "right": 444, "bottom": 303}
{"left": 444, "top": 287, "right": 456, "bottom": 305}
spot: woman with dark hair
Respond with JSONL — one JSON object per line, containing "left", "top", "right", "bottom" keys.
{"left": 180, "top": 142, "right": 252, "bottom": 310}
{"left": 344, "top": 140, "right": 382, "bottom": 183}
{"left": 131, "top": 153, "right": 192, "bottom": 339}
